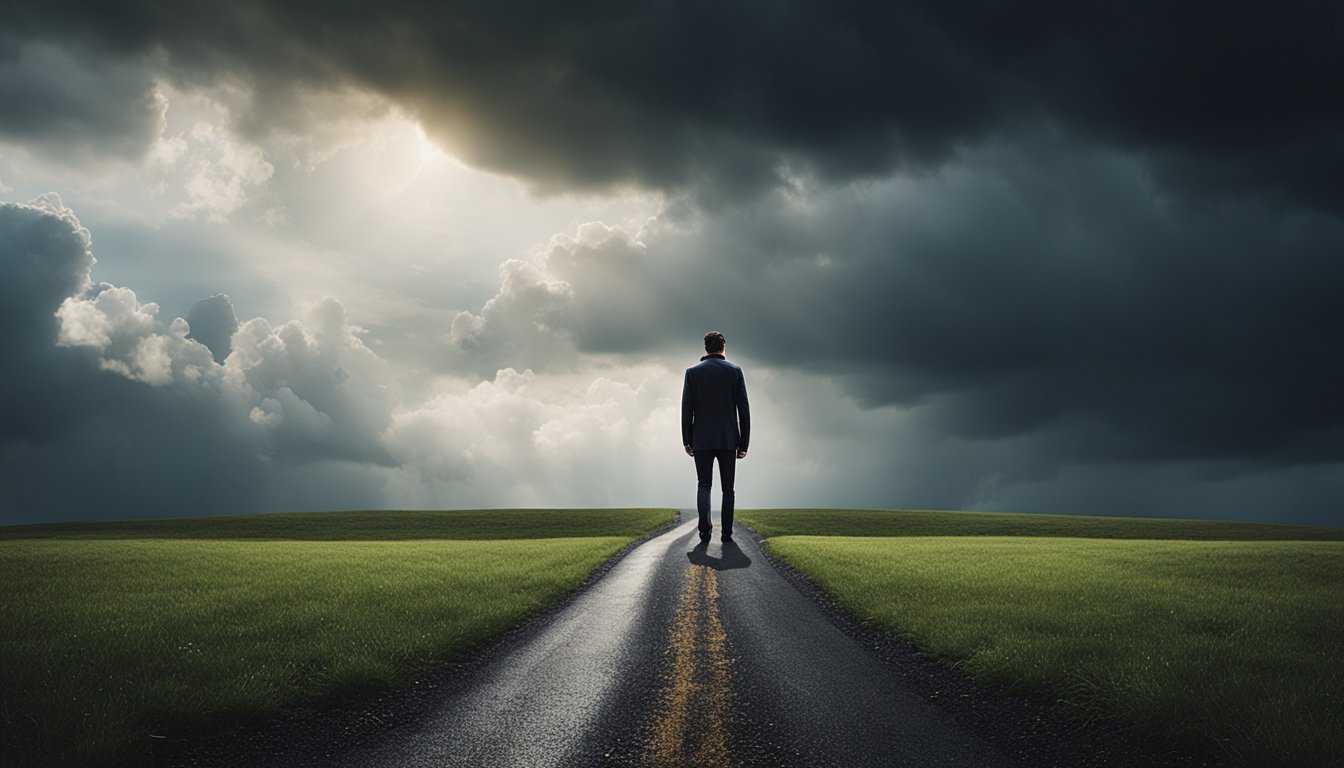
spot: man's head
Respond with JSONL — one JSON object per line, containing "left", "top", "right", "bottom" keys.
{"left": 704, "top": 331, "right": 726, "bottom": 355}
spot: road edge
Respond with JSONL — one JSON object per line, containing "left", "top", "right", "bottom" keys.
{"left": 742, "top": 525, "right": 1217, "bottom": 768}
{"left": 155, "top": 511, "right": 684, "bottom": 767}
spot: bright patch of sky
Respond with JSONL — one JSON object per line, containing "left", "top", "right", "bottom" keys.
{"left": 1, "top": 80, "right": 661, "bottom": 368}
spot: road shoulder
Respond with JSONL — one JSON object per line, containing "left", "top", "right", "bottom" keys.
{"left": 747, "top": 527, "right": 1216, "bottom": 768}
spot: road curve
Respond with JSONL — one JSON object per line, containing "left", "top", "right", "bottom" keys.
{"left": 168, "top": 514, "right": 1197, "bottom": 767}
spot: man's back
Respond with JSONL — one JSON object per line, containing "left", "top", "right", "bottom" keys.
{"left": 681, "top": 355, "right": 751, "bottom": 452}
{"left": 683, "top": 332, "right": 749, "bottom": 543}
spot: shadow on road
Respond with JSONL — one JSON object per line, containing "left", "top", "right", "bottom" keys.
{"left": 686, "top": 540, "right": 753, "bottom": 570}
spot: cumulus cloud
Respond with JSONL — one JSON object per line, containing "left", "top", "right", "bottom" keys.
{"left": 448, "top": 258, "right": 576, "bottom": 375}
{"left": 224, "top": 299, "right": 395, "bottom": 464}
{"left": 52, "top": 284, "right": 397, "bottom": 466}
{"left": 0, "top": 197, "right": 397, "bottom": 522}
{"left": 57, "top": 285, "right": 215, "bottom": 386}
{"left": 153, "top": 119, "right": 274, "bottom": 222}
{"left": 444, "top": 220, "right": 673, "bottom": 371}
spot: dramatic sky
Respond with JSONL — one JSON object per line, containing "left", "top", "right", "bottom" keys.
{"left": 2, "top": 1, "right": 1342, "bottom": 525}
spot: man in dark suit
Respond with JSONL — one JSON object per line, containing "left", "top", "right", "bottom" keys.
{"left": 682, "top": 330, "right": 750, "bottom": 543}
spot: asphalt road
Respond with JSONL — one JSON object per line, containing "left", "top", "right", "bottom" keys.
{"left": 168, "top": 513, "right": 1207, "bottom": 768}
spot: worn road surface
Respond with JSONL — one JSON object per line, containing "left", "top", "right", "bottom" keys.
{"left": 169, "top": 513, "right": 1205, "bottom": 767}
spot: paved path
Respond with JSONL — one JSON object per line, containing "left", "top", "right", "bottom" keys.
{"left": 170, "top": 514, "right": 1203, "bottom": 767}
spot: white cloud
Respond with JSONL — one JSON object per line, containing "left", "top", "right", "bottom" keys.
{"left": 3, "top": 196, "right": 387, "bottom": 470}
{"left": 223, "top": 298, "right": 395, "bottom": 462}
{"left": 162, "top": 121, "right": 274, "bottom": 222}
{"left": 383, "top": 365, "right": 684, "bottom": 507}
{"left": 444, "top": 220, "right": 658, "bottom": 375}
{"left": 448, "top": 258, "right": 576, "bottom": 373}
{"left": 51, "top": 278, "right": 394, "bottom": 464}
{"left": 57, "top": 285, "right": 215, "bottom": 386}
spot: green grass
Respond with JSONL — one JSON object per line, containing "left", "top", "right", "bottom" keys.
{"left": 740, "top": 509, "right": 1344, "bottom": 768}
{"left": 0, "top": 508, "right": 672, "bottom": 768}
{"left": 738, "top": 507, "right": 1344, "bottom": 541}
{"left": 0, "top": 507, "right": 673, "bottom": 540}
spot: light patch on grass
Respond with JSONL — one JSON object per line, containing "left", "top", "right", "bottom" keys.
{"left": 766, "top": 535, "right": 1344, "bottom": 767}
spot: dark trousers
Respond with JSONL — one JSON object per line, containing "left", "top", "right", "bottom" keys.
{"left": 694, "top": 449, "right": 736, "bottom": 537}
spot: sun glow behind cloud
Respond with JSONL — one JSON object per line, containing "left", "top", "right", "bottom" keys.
{"left": 0, "top": 75, "right": 665, "bottom": 344}
{"left": 0, "top": 75, "right": 701, "bottom": 522}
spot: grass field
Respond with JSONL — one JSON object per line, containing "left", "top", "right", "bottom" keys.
{"left": 739, "top": 506, "right": 1344, "bottom": 541}
{"left": 0, "top": 507, "right": 672, "bottom": 541}
{"left": 738, "top": 508, "right": 1344, "bottom": 767}
{"left": 0, "top": 508, "right": 672, "bottom": 768}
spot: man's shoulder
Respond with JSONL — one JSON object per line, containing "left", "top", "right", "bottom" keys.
{"left": 687, "top": 357, "right": 741, "bottom": 374}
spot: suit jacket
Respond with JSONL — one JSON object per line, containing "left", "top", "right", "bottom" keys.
{"left": 681, "top": 354, "right": 751, "bottom": 452}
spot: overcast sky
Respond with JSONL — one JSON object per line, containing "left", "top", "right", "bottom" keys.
{"left": 2, "top": 1, "right": 1341, "bottom": 526}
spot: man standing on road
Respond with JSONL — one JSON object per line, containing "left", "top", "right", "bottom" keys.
{"left": 682, "top": 330, "right": 750, "bottom": 543}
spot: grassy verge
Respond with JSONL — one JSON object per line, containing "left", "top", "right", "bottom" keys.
{"left": 0, "top": 508, "right": 672, "bottom": 767}
{"left": 739, "top": 509, "right": 1343, "bottom": 767}
{"left": 0, "top": 507, "right": 674, "bottom": 540}
{"left": 737, "top": 507, "right": 1344, "bottom": 541}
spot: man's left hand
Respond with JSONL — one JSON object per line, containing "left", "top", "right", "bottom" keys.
{"left": 737, "top": 450, "right": 748, "bottom": 459}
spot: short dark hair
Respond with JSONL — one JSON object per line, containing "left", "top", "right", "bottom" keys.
{"left": 704, "top": 331, "right": 726, "bottom": 354}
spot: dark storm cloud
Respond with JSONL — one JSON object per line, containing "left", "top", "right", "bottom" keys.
{"left": 462, "top": 136, "right": 1344, "bottom": 479}
{"left": 0, "top": 38, "right": 163, "bottom": 162}
{"left": 5, "top": 1, "right": 1342, "bottom": 208}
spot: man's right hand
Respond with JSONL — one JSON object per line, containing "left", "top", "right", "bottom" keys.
{"left": 684, "top": 444, "right": 694, "bottom": 457}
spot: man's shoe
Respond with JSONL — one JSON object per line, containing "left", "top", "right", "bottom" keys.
{"left": 721, "top": 534, "right": 734, "bottom": 543}
{"left": 699, "top": 532, "right": 711, "bottom": 543}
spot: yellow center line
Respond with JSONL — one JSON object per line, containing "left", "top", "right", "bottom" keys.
{"left": 642, "top": 563, "right": 732, "bottom": 767}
